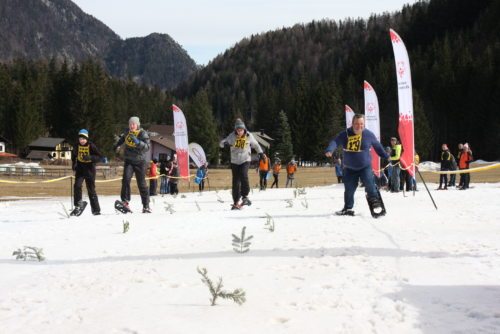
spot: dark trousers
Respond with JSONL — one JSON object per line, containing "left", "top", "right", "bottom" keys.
{"left": 390, "top": 164, "right": 400, "bottom": 192}
{"left": 199, "top": 179, "right": 205, "bottom": 191}
{"left": 169, "top": 182, "right": 179, "bottom": 195}
{"left": 259, "top": 171, "right": 268, "bottom": 190}
{"left": 149, "top": 178, "right": 157, "bottom": 195}
{"left": 121, "top": 161, "right": 149, "bottom": 207}
{"left": 439, "top": 171, "right": 449, "bottom": 189}
{"left": 448, "top": 173, "right": 456, "bottom": 187}
{"left": 74, "top": 172, "right": 100, "bottom": 214}
{"left": 271, "top": 174, "right": 279, "bottom": 188}
{"left": 231, "top": 162, "right": 250, "bottom": 204}
{"left": 400, "top": 169, "right": 412, "bottom": 191}
{"left": 160, "top": 176, "right": 169, "bottom": 194}
{"left": 459, "top": 172, "right": 470, "bottom": 189}
{"left": 343, "top": 166, "right": 379, "bottom": 210}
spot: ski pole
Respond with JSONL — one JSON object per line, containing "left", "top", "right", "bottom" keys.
{"left": 416, "top": 167, "right": 438, "bottom": 210}
{"left": 70, "top": 175, "right": 73, "bottom": 211}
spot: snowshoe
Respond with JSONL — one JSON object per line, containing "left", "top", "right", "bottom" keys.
{"left": 241, "top": 197, "right": 252, "bottom": 206}
{"left": 366, "top": 191, "right": 386, "bottom": 218}
{"left": 335, "top": 208, "right": 355, "bottom": 216}
{"left": 231, "top": 203, "right": 242, "bottom": 210}
{"left": 114, "top": 200, "right": 132, "bottom": 214}
{"left": 70, "top": 201, "right": 88, "bottom": 216}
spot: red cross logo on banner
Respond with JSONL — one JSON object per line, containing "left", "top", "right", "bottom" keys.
{"left": 366, "top": 103, "right": 375, "bottom": 114}
{"left": 397, "top": 61, "right": 405, "bottom": 78}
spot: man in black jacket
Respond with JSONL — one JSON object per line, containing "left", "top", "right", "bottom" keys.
{"left": 71, "top": 129, "right": 103, "bottom": 215}
{"left": 437, "top": 143, "right": 452, "bottom": 190}
{"left": 114, "top": 116, "right": 151, "bottom": 213}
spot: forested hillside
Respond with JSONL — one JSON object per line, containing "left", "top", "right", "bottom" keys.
{"left": 176, "top": 0, "right": 500, "bottom": 161}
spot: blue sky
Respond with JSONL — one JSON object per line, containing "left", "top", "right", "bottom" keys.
{"left": 72, "top": 0, "right": 417, "bottom": 65}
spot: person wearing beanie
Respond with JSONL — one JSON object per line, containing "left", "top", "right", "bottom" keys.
{"left": 70, "top": 129, "right": 104, "bottom": 216}
{"left": 220, "top": 118, "right": 263, "bottom": 210}
{"left": 458, "top": 142, "right": 473, "bottom": 190}
{"left": 437, "top": 143, "right": 452, "bottom": 190}
{"left": 113, "top": 116, "right": 152, "bottom": 213}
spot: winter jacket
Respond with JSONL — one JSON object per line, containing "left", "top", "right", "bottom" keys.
{"left": 259, "top": 156, "right": 270, "bottom": 172}
{"left": 459, "top": 151, "right": 473, "bottom": 169}
{"left": 440, "top": 150, "right": 453, "bottom": 171}
{"left": 115, "top": 128, "right": 150, "bottom": 164}
{"left": 149, "top": 161, "right": 158, "bottom": 177}
{"left": 71, "top": 141, "right": 103, "bottom": 175}
{"left": 325, "top": 128, "right": 389, "bottom": 171}
{"left": 168, "top": 161, "right": 180, "bottom": 184}
{"left": 390, "top": 144, "right": 402, "bottom": 164}
{"left": 220, "top": 130, "right": 263, "bottom": 165}
{"left": 286, "top": 163, "right": 297, "bottom": 175}
{"left": 272, "top": 163, "right": 282, "bottom": 175}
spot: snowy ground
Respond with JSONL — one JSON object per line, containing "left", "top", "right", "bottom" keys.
{"left": 1, "top": 183, "right": 500, "bottom": 334}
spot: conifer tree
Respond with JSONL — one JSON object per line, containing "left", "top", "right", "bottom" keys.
{"left": 274, "top": 110, "right": 294, "bottom": 162}
{"left": 185, "top": 89, "right": 219, "bottom": 164}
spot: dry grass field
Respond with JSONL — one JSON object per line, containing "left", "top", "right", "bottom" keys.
{"left": 1, "top": 163, "right": 499, "bottom": 199}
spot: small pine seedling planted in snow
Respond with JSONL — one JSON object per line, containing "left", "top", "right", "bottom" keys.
{"left": 264, "top": 213, "right": 275, "bottom": 232}
{"left": 301, "top": 198, "right": 309, "bottom": 209}
{"left": 297, "top": 187, "right": 307, "bottom": 196}
{"left": 13, "top": 246, "right": 45, "bottom": 262}
{"left": 163, "top": 202, "right": 175, "bottom": 214}
{"left": 195, "top": 201, "right": 201, "bottom": 211}
{"left": 197, "top": 267, "right": 246, "bottom": 306}
{"left": 123, "top": 220, "right": 130, "bottom": 233}
{"left": 285, "top": 199, "right": 294, "bottom": 208}
{"left": 232, "top": 226, "right": 253, "bottom": 253}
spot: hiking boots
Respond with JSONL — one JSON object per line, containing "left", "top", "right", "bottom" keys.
{"left": 241, "top": 197, "right": 252, "bottom": 206}
{"left": 142, "top": 206, "right": 152, "bottom": 213}
{"left": 335, "top": 208, "right": 355, "bottom": 216}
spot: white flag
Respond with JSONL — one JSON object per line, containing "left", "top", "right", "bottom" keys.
{"left": 345, "top": 104, "right": 355, "bottom": 129}
{"left": 172, "top": 104, "right": 189, "bottom": 179}
{"left": 364, "top": 81, "right": 381, "bottom": 177}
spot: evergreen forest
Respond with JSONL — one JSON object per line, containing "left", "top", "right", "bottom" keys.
{"left": 0, "top": 0, "right": 499, "bottom": 162}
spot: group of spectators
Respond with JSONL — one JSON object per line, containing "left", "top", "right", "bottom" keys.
{"left": 438, "top": 142, "right": 473, "bottom": 190}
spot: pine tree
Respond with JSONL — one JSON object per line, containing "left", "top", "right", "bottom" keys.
{"left": 185, "top": 89, "right": 219, "bottom": 164}
{"left": 274, "top": 110, "right": 294, "bottom": 162}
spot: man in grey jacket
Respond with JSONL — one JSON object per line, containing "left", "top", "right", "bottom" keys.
{"left": 114, "top": 116, "right": 151, "bottom": 213}
{"left": 220, "top": 118, "right": 263, "bottom": 210}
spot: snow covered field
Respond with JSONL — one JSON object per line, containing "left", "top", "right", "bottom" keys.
{"left": 1, "top": 183, "right": 500, "bottom": 334}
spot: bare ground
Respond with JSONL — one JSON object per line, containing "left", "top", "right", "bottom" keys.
{"left": 1, "top": 163, "right": 499, "bottom": 198}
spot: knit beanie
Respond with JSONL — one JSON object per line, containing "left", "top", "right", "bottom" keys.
{"left": 78, "top": 129, "right": 89, "bottom": 139}
{"left": 129, "top": 116, "right": 140, "bottom": 127}
{"left": 234, "top": 118, "right": 246, "bottom": 130}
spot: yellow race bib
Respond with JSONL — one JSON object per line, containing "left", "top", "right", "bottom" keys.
{"left": 77, "top": 145, "right": 90, "bottom": 163}
{"left": 125, "top": 130, "right": 140, "bottom": 147}
{"left": 234, "top": 137, "right": 247, "bottom": 149}
{"left": 346, "top": 133, "right": 362, "bottom": 152}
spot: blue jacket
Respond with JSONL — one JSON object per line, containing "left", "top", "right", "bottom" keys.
{"left": 325, "top": 128, "right": 389, "bottom": 171}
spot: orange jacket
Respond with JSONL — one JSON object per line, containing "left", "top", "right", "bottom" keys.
{"left": 286, "top": 163, "right": 297, "bottom": 175}
{"left": 259, "top": 157, "right": 270, "bottom": 171}
{"left": 272, "top": 163, "right": 281, "bottom": 174}
{"left": 458, "top": 151, "right": 472, "bottom": 169}
{"left": 149, "top": 161, "right": 158, "bottom": 177}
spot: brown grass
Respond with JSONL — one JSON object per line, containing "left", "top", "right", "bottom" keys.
{"left": 1, "top": 163, "right": 499, "bottom": 198}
